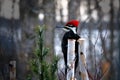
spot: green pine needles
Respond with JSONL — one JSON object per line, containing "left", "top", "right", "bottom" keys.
{"left": 27, "top": 26, "right": 59, "bottom": 80}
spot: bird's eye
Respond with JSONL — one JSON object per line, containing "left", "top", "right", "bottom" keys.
{"left": 69, "top": 25, "right": 74, "bottom": 27}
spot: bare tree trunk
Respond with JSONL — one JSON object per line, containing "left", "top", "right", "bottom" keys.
{"left": 0, "top": 0, "right": 21, "bottom": 80}
{"left": 117, "top": 0, "right": 120, "bottom": 79}
{"left": 118, "top": 29, "right": 120, "bottom": 80}
{"left": 68, "top": 0, "right": 80, "bottom": 20}
{"left": 108, "top": 0, "right": 114, "bottom": 79}
{"left": 87, "top": 0, "right": 95, "bottom": 75}
{"left": 43, "top": 0, "right": 56, "bottom": 61}
{"left": 78, "top": 39, "right": 89, "bottom": 80}
{"left": 118, "top": 38, "right": 120, "bottom": 80}
{"left": 10, "top": 61, "right": 16, "bottom": 80}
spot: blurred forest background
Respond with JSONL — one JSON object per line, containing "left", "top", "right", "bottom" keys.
{"left": 0, "top": 0, "right": 120, "bottom": 80}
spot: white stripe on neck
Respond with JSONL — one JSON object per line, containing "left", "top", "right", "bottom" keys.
{"left": 69, "top": 27, "right": 76, "bottom": 34}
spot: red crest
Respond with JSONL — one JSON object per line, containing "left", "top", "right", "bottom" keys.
{"left": 65, "top": 20, "right": 79, "bottom": 27}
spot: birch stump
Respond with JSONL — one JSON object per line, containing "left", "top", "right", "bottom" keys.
{"left": 78, "top": 38, "right": 89, "bottom": 80}
{"left": 9, "top": 60, "right": 16, "bottom": 80}
{"left": 67, "top": 39, "right": 76, "bottom": 80}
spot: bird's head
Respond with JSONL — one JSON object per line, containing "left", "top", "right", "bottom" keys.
{"left": 64, "top": 20, "right": 80, "bottom": 34}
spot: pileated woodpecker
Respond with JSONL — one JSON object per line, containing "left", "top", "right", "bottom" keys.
{"left": 61, "top": 20, "right": 81, "bottom": 75}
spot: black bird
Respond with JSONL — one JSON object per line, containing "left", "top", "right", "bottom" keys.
{"left": 61, "top": 20, "right": 81, "bottom": 76}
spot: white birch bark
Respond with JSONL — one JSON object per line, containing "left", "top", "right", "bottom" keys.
{"left": 67, "top": 39, "right": 76, "bottom": 80}
{"left": 78, "top": 38, "right": 89, "bottom": 80}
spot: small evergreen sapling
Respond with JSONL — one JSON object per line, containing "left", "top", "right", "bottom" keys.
{"left": 27, "top": 26, "right": 59, "bottom": 80}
